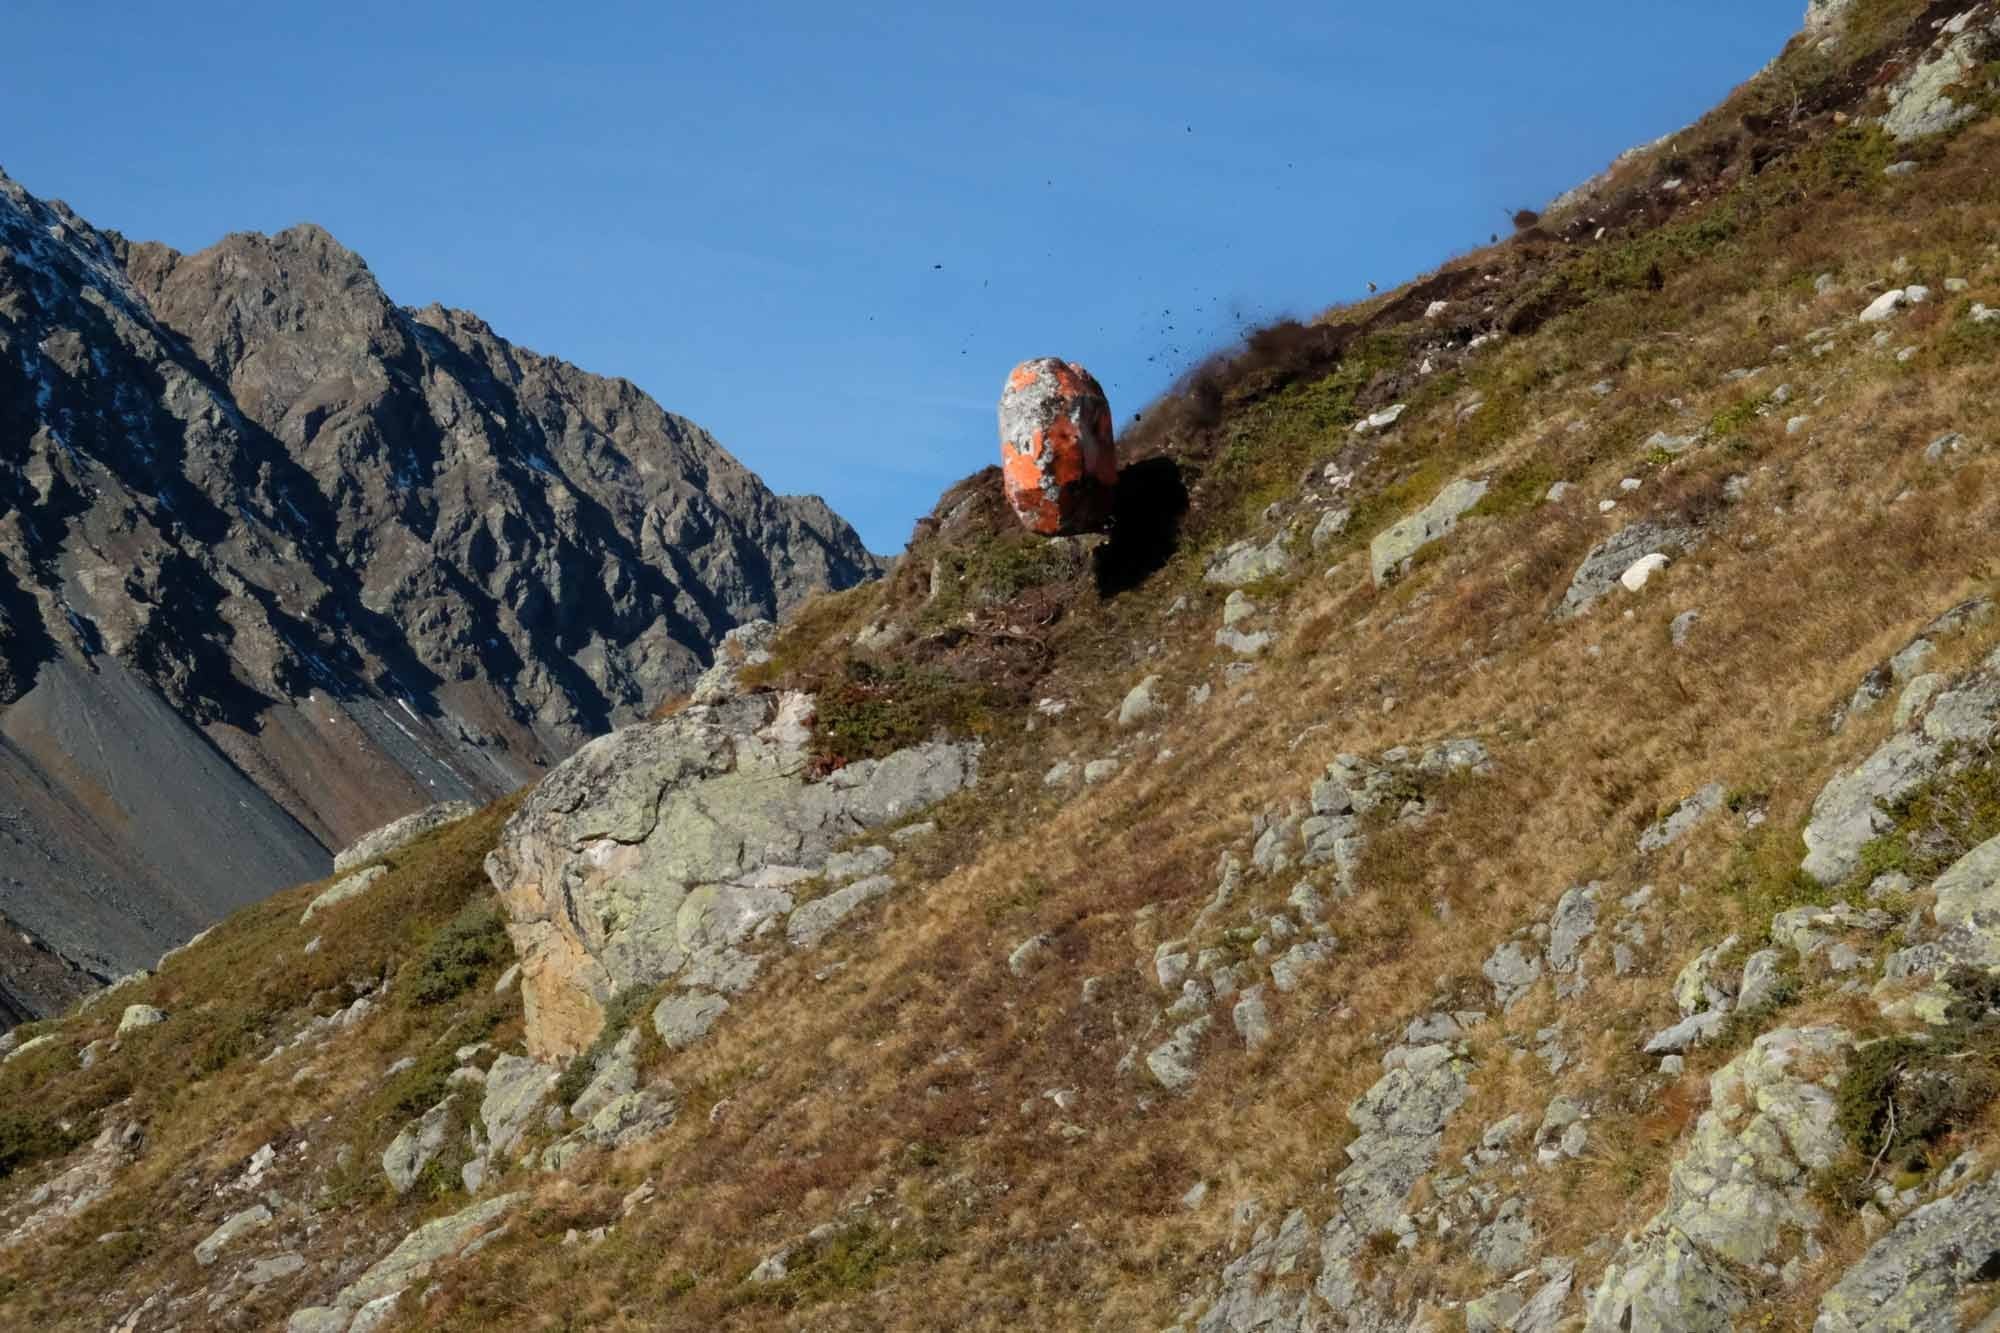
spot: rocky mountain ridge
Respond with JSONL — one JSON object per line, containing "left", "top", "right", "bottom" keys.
{"left": 0, "top": 172, "right": 880, "bottom": 1018}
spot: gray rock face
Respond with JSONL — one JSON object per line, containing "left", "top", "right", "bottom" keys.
{"left": 334, "top": 803, "right": 480, "bottom": 875}
{"left": 382, "top": 1096, "right": 457, "bottom": 1194}
{"left": 479, "top": 1054, "right": 556, "bottom": 1160}
{"left": 1803, "top": 653, "right": 2000, "bottom": 885}
{"left": 1928, "top": 832, "right": 2000, "bottom": 969}
{"left": 1587, "top": 1026, "right": 1851, "bottom": 1332}
{"left": 1556, "top": 523, "right": 1697, "bottom": 619}
{"left": 0, "top": 169, "right": 881, "bottom": 1026}
{"left": 1882, "top": 17, "right": 2000, "bottom": 142}
{"left": 1815, "top": 1173, "right": 2000, "bottom": 1331}
{"left": 486, "top": 690, "right": 977, "bottom": 1057}
{"left": 1370, "top": 478, "right": 1488, "bottom": 585}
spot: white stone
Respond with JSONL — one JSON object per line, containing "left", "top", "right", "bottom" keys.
{"left": 1620, "top": 554, "right": 1670, "bottom": 592}
{"left": 1859, "top": 289, "right": 1910, "bottom": 323}
{"left": 1352, "top": 403, "right": 1407, "bottom": 434}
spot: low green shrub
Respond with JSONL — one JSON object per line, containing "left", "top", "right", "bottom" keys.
{"left": 407, "top": 901, "right": 511, "bottom": 1007}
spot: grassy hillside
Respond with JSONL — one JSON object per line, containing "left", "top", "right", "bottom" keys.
{"left": 12, "top": 2, "right": 2000, "bottom": 1328}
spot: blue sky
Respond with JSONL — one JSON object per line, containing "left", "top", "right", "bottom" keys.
{"left": 4, "top": 2, "right": 1800, "bottom": 552}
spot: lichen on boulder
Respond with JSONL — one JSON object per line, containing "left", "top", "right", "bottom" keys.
{"left": 485, "top": 691, "right": 977, "bottom": 1058}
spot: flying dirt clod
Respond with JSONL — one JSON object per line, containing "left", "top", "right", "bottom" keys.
{"left": 998, "top": 357, "right": 1117, "bottom": 535}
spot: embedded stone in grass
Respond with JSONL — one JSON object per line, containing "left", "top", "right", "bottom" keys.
{"left": 195, "top": 1203, "right": 271, "bottom": 1266}
{"left": 1858, "top": 289, "right": 1914, "bottom": 322}
{"left": 1369, "top": 477, "right": 1488, "bottom": 586}
{"left": 786, "top": 874, "right": 894, "bottom": 949}
{"left": 1006, "top": 934, "right": 1053, "bottom": 978}
{"left": 1204, "top": 534, "right": 1291, "bottom": 587}
{"left": 116, "top": 1003, "right": 166, "bottom": 1034}
{"left": 1145, "top": 1015, "right": 1211, "bottom": 1091}
{"left": 1116, "top": 674, "right": 1165, "bottom": 729}
{"left": 652, "top": 990, "right": 729, "bottom": 1049}
{"left": 300, "top": 865, "right": 388, "bottom": 925}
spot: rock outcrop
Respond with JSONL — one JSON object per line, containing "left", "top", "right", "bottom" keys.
{"left": 1802, "top": 648, "right": 2000, "bottom": 885}
{"left": 1586, "top": 1026, "right": 1852, "bottom": 1332}
{"left": 1814, "top": 1172, "right": 2000, "bottom": 1331}
{"left": 486, "top": 691, "right": 978, "bottom": 1058}
{"left": 333, "top": 803, "right": 479, "bottom": 874}
{"left": 1370, "top": 478, "right": 1487, "bottom": 585}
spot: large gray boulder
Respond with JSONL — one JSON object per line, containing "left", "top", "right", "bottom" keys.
{"left": 1586, "top": 1026, "right": 1851, "bottom": 1332}
{"left": 1555, "top": 522, "right": 1697, "bottom": 620}
{"left": 1370, "top": 478, "right": 1488, "bottom": 586}
{"left": 1815, "top": 1173, "right": 2000, "bottom": 1331}
{"left": 486, "top": 690, "right": 978, "bottom": 1058}
{"left": 334, "top": 803, "right": 480, "bottom": 875}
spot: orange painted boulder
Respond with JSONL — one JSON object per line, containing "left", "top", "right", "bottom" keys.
{"left": 998, "top": 357, "right": 1117, "bottom": 536}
